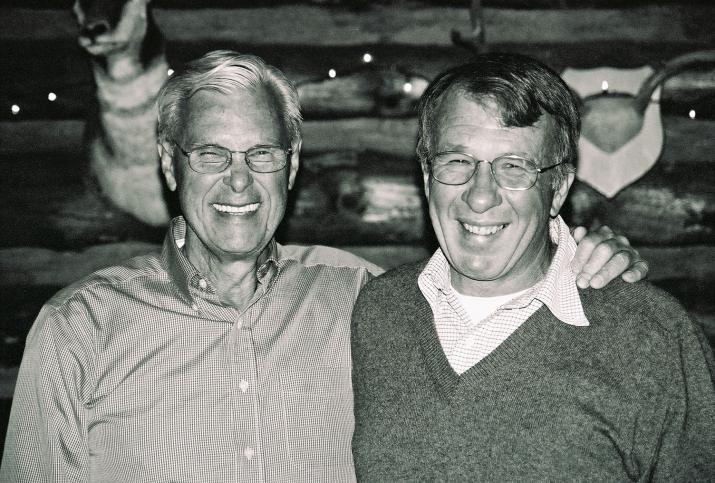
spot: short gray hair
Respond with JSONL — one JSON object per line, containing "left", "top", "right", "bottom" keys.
{"left": 417, "top": 53, "right": 579, "bottom": 190}
{"left": 157, "top": 50, "right": 302, "bottom": 146}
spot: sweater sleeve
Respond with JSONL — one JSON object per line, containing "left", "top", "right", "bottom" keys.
{"left": 650, "top": 305, "right": 715, "bottom": 481}
{"left": 1, "top": 303, "right": 95, "bottom": 483}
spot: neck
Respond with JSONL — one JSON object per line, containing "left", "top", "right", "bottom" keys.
{"left": 184, "top": 234, "right": 269, "bottom": 311}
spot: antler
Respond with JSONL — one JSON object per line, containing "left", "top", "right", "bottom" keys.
{"left": 451, "top": 0, "right": 486, "bottom": 56}
{"left": 634, "top": 50, "right": 715, "bottom": 114}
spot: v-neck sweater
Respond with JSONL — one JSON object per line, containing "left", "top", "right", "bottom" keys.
{"left": 351, "top": 261, "right": 715, "bottom": 482}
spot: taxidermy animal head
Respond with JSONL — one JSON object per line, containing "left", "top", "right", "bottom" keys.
{"left": 73, "top": 0, "right": 163, "bottom": 73}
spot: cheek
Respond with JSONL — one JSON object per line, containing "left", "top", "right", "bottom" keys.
{"left": 429, "top": 186, "right": 457, "bottom": 217}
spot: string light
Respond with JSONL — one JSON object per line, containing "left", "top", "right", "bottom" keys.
{"left": 362, "top": 53, "right": 373, "bottom": 63}
{"left": 48, "top": 92, "right": 57, "bottom": 102}
{"left": 689, "top": 109, "right": 696, "bottom": 119}
{"left": 11, "top": 104, "right": 20, "bottom": 115}
{"left": 167, "top": 69, "right": 174, "bottom": 76}
{"left": 328, "top": 69, "right": 337, "bottom": 78}
{"left": 601, "top": 80, "right": 609, "bottom": 93}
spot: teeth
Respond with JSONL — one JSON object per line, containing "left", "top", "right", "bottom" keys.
{"left": 462, "top": 223, "right": 505, "bottom": 236}
{"left": 212, "top": 202, "right": 260, "bottom": 214}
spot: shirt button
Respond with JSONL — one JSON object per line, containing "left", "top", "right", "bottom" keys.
{"left": 190, "top": 303, "right": 199, "bottom": 311}
{"left": 239, "top": 379, "right": 249, "bottom": 393}
{"left": 198, "top": 278, "right": 207, "bottom": 290}
{"left": 244, "top": 447, "right": 255, "bottom": 460}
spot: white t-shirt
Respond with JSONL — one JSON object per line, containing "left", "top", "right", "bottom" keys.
{"left": 455, "top": 287, "right": 530, "bottom": 326}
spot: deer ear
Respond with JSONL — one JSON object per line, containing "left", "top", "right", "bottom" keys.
{"left": 159, "top": 142, "right": 177, "bottom": 191}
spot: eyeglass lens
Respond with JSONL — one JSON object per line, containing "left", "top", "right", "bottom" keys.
{"left": 431, "top": 154, "right": 538, "bottom": 189}
{"left": 188, "top": 145, "right": 289, "bottom": 174}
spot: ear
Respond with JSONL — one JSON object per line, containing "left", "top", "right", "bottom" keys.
{"left": 421, "top": 162, "right": 431, "bottom": 200}
{"left": 158, "top": 142, "right": 178, "bottom": 192}
{"left": 288, "top": 140, "right": 301, "bottom": 190}
{"left": 550, "top": 171, "right": 575, "bottom": 217}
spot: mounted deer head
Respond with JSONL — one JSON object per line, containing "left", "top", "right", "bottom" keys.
{"left": 73, "top": 0, "right": 163, "bottom": 80}
{"left": 73, "top": 0, "right": 171, "bottom": 226}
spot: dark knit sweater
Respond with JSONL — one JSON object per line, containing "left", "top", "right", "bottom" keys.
{"left": 351, "top": 261, "right": 715, "bottom": 482}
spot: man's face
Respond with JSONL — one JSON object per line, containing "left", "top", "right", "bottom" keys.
{"left": 161, "top": 87, "right": 299, "bottom": 263}
{"left": 423, "top": 91, "right": 572, "bottom": 296}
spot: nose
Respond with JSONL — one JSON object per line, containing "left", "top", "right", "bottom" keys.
{"left": 223, "top": 159, "right": 253, "bottom": 193}
{"left": 463, "top": 161, "right": 501, "bottom": 213}
{"left": 81, "top": 20, "right": 110, "bottom": 40}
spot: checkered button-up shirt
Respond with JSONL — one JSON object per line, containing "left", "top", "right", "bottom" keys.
{"left": 418, "top": 215, "right": 589, "bottom": 374}
{"left": 2, "top": 217, "right": 381, "bottom": 483}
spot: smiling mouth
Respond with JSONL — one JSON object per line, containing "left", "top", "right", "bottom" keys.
{"left": 212, "top": 202, "right": 260, "bottom": 215}
{"left": 462, "top": 223, "right": 506, "bottom": 236}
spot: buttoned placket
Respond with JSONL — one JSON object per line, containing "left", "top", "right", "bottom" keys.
{"left": 186, "top": 270, "right": 266, "bottom": 481}
{"left": 230, "top": 261, "right": 280, "bottom": 482}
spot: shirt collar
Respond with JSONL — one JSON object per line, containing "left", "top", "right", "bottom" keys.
{"left": 161, "top": 216, "right": 280, "bottom": 305}
{"left": 418, "top": 215, "right": 589, "bottom": 327}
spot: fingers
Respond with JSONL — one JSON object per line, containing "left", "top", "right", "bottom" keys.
{"left": 575, "top": 243, "right": 632, "bottom": 289}
{"left": 572, "top": 225, "right": 648, "bottom": 289}
{"left": 570, "top": 225, "right": 617, "bottom": 276}
{"left": 571, "top": 226, "right": 588, "bottom": 244}
{"left": 621, "top": 259, "right": 649, "bottom": 283}
{"left": 576, "top": 249, "right": 632, "bottom": 289}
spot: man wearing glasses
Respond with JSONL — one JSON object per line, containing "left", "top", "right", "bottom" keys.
{"left": 351, "top": 53, "right": 715, "bottom": 481}
{"left": 3, "top": 50, "right": 649, "bottom": 482}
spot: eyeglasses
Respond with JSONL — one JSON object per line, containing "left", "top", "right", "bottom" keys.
{"left": 429, "top": 152, "right": 563, "bottom": 190}
{"left": 172, "top": 141, "right": 292, "bottom": 174}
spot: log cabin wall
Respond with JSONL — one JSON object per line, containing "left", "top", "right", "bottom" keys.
{"left": 1, "top": 0, "right": 714, "bottom": 445}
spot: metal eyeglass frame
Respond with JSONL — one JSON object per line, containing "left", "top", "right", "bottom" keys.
{"left": 172, "top": 141, "right": 293, "bottom": 174}
{"left": 429, "top": 152, "right": 564, "bottom": 190}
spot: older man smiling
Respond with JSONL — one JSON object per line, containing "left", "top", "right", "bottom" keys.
{"left": 351, "top": 53, "right": 715, "bottom": 481}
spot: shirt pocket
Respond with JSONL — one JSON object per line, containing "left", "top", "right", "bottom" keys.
{"left": 279, "top": 366, "right": 355, "bottom": 477}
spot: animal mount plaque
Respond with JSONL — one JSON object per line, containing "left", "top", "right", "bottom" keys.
{"left": 562, "top": 50, "right": 715, "bottom": 198}
{"left": 562, "top": 66, "right": 663, "bottom": 198}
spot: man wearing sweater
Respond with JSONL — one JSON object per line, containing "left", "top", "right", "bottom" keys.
{"left": 351, "top": 53, "right": 715, "bottom": 481}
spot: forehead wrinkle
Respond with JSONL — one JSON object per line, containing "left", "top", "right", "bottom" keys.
{"left": 182, "top": 88, "right": 285, "bottom": 149}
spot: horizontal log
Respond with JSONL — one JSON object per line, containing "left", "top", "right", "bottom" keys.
{"left": 3, "top": 5, "right": 714, "bottom": 45}
{"left": 1, "top": 146, "right": 714, "bottom": 248}
{"left": 599, "top": 165, "right": 715, "bottom": 245}
{"left": 8, "top": 1, "right": 711, "bottom": 9}
{"left": 3, "top": 51, "right": 713, "bottom": 121}
{"left": 4, "top": 115, "right": 713, "bottom": 163}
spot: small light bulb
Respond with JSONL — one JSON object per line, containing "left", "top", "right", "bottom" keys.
{"left": 48, "top": 92, "right": 57, "bottom": 102}
{"left": 362, "top": 53, "right": 373, "bottom": 63}
{"left": 601, "top": 80, "right": 609, "bottom": 92}
{"left": 402, "top": 82, "right": 413, "bottom": 93}
{"left": 11, "top": 104, "right": 20, "bottom": 115}
{"left": 167, "top": 69, "right": 174, "bottom": 76}
{"left": 689, "top": 109, "right": 696, "bottom": 119}
{"left": 328, "top": 69, "right": 337, "bottom": 78}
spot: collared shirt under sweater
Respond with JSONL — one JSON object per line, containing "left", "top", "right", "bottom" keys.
{"left": 418, "top": 215, "right": 589, "bottom": 374}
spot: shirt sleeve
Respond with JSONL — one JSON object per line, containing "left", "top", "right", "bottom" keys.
{"left": 1, "top": 303, "right": 94, "bottom": 482}
{"left": 651, "top": 310, "right": 715, "bottom": 481}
